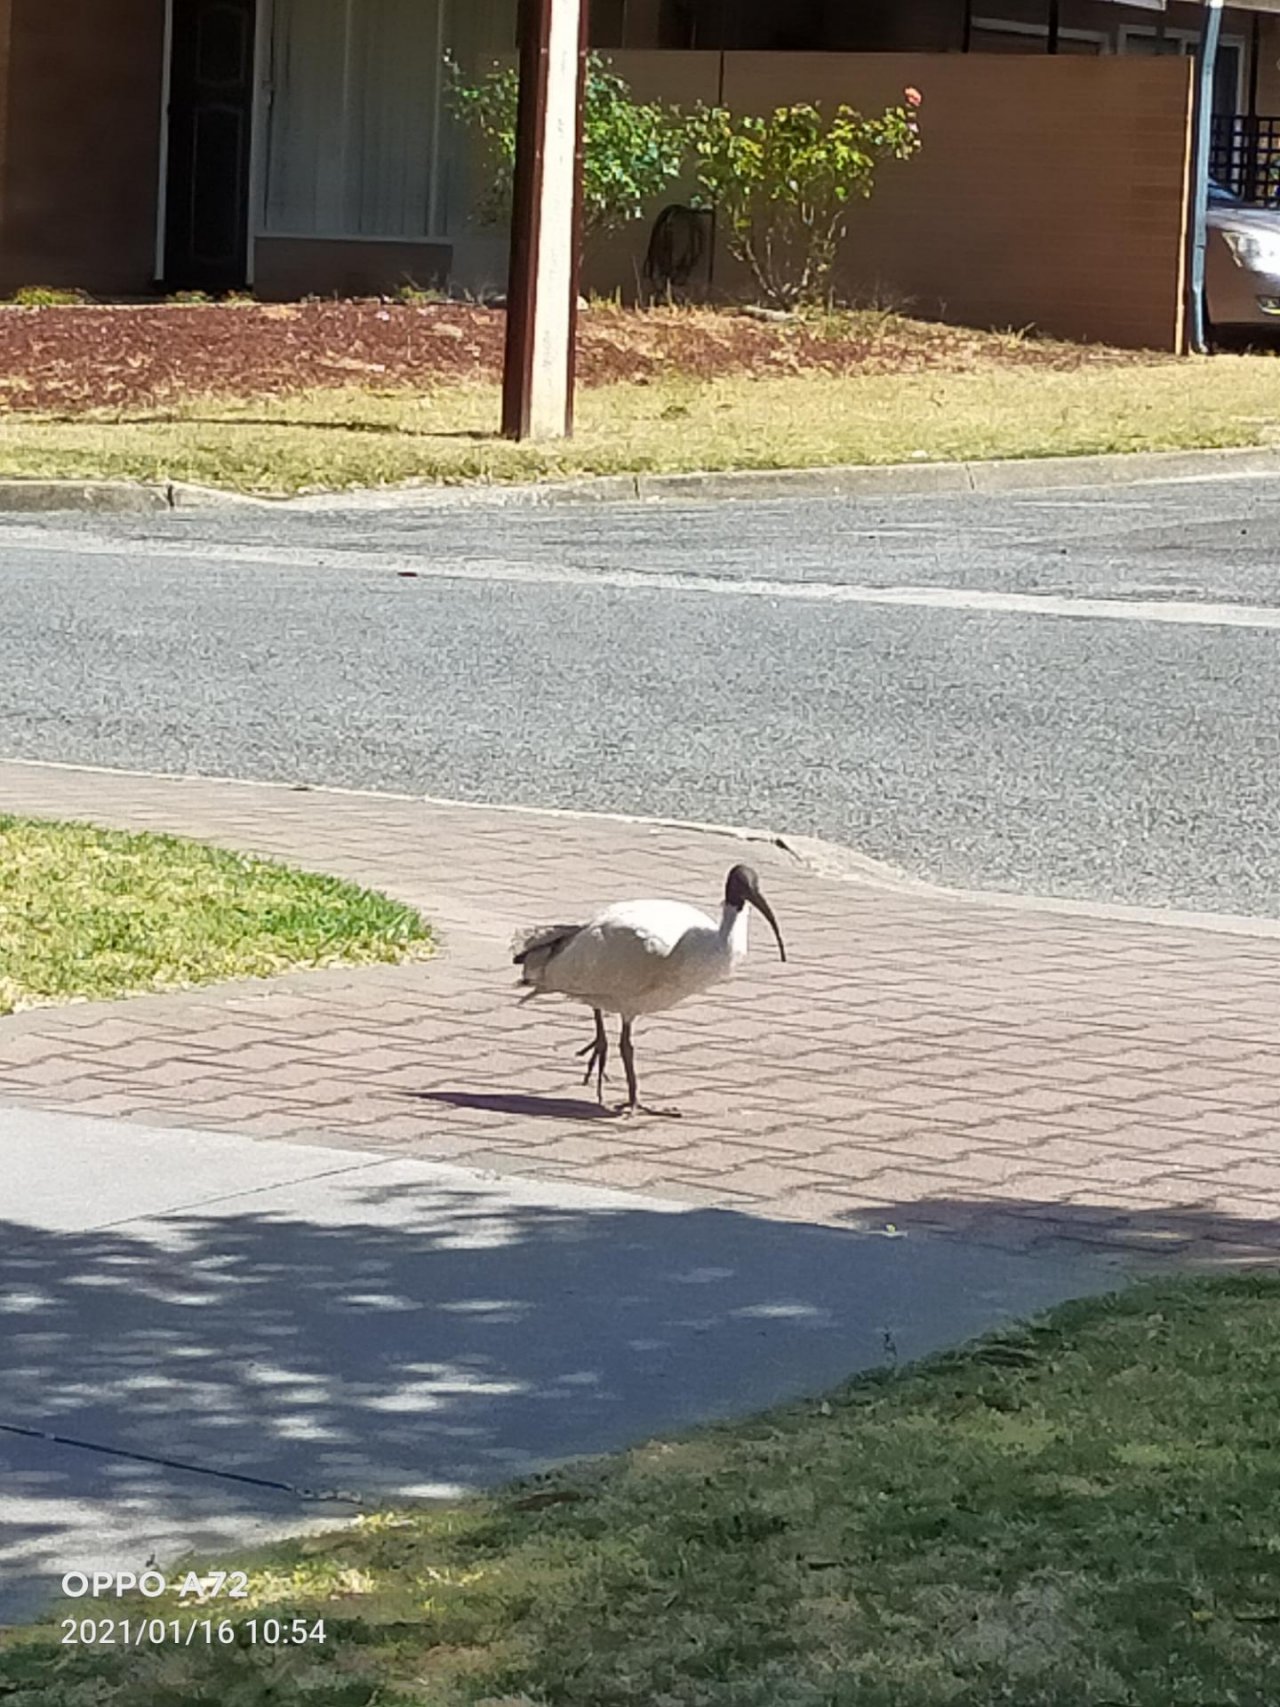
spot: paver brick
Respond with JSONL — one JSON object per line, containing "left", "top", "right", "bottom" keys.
{"left": 4, "top": 759, "right": 1280, "bottom": 1263}
{"left": 648, "top": 1138, "right": 793, "bottom": 1175}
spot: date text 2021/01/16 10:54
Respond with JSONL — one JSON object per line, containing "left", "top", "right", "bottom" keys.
{"left": 59, "top": 1616, "right": 328, "bottom": 1648}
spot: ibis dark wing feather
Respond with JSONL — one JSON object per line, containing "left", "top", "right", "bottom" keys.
{"left": 513, "top": 923, "right": 584, "bottom": 966}
{"left": 513, "top": 923, "right": 586, "bottom": 993}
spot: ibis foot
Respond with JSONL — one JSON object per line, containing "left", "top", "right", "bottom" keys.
{"left": 580, "top": 1049, "right": 609, "bottom": 1102}
{"left": 615, "top": 1019, "right": 676, "bottom": 1119}
{"left": 576, "top": 1008, "right": 609, "bottom": 1105}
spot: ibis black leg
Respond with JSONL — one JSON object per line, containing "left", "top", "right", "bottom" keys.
{"left": 620, "top": 1018, "right": 639, "bottom": 1109}
{"left": 619, "top": 1018, "right": 681, "bottom": 1119}
{"left": 576, "top": 1008, "right": 609, "bottom": 1104}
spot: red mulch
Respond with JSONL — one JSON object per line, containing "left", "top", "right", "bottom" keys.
{"left": 0, "top": 299, "right": 1138, "bottom": 414}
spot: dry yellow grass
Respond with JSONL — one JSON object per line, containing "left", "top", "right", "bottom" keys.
{"left": 0, "top": 356, "right": 1277, "bottom": 494}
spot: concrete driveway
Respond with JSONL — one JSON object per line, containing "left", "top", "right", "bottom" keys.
{"left": 0, "top": 1103, "right": 1110, "bottom": 1625}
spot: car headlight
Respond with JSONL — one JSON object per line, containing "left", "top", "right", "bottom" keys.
{"left": 1221, "top": 228, "right": 1280, "bottom": 273}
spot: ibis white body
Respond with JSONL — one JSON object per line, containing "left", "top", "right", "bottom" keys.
{"left": 528, "top": 897, "right": 752, "bottom": 1018}
{"left": 513, "top": 863, "right": 786, "bottom": 1113}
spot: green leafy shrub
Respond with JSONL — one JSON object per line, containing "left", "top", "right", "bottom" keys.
{"left": 393, "top": 280, "right": 447, "bottom": 306}
{"left": 686, "top": 88, "right": 924, "bottom": 309}
{"left": 446, "top": 52, "right": 686, "bottom": 238}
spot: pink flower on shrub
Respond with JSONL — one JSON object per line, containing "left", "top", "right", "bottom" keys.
{"left": 904, "top": 86, "right": 922, "bottom": 108}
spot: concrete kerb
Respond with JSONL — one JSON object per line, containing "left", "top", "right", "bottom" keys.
{"left": 0, "top": 480, "right": 275, "bottom": 514}
{"left": 6, "top": 752, "right": 1280, "bottom": 944}
{"left": 0, "top": 480, "right": 173, "bottom": 515}
{"left": 415, "top": 790, "right": 1280, "bottom": 941}
{"left": 3, "top": 442, "right": 1280, "bottom": 515}
{"left": 271, "top": 443, "right": 1280, "bottom": 512}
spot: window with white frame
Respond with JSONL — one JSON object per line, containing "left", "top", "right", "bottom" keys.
{"left": 263, "top": 0, "right": 445, "bottom": 239}
{"left": 1119, "top": 25, "right": 1245, "bottom": 114}
{"left": 970, "top": 17, "right": 1107, "bottom": 53}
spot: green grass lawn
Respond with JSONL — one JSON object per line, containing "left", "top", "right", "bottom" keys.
{"left": 5, "top": 1275, "right": 1280, "bottom": 1705}
{"left": 3, "top": 356, "right": 1280, "bottom": 494}
{"left": 0, "top": 814, "right": 432, "bottom": 1013}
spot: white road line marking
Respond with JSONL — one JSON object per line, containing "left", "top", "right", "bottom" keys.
{"left": 3, "top": 525, "right": 1280, "bottom": 630}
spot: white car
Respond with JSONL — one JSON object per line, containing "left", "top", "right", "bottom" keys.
{"left": 1207, "top": 180, "right": 1280, "bottom": 337}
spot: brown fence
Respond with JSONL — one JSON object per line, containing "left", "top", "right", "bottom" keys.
{"left": 583, "top": 51, "right": 1196, "bottom": 352}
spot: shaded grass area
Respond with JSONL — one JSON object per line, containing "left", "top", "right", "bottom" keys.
{"left": 0, "top": 814, "right": 432, "bottom": 1014}
{"left": 5, "top": 1275, "right": 1280, "bottom": 1704}
{"left": 0, "top": 357, "right": 1278, "bottom": 493}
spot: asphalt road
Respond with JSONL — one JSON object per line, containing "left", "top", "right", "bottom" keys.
{"left": 2, "top": 472, "right": 1279, "bottom": 916}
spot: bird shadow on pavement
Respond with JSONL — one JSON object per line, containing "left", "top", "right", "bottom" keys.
{"left": 414, "top": 1089, "right": 617, "bottom": 1122}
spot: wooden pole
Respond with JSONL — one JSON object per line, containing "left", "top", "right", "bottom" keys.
{"left": 502, "top": 0, "right": 589, "bottom": 440}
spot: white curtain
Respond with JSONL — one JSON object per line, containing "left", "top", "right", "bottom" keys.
{"left": 265, "top": 0, "right": 440, "bottom": 238}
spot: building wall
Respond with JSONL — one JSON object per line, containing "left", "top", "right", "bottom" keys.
{"left": 968, "top": 0, "right": 1257, "bottom": 53}
{"left": 583, "top": 51, "right": 1194, "bottom": 350}
{"left": 604, "top": 0, "right": 965, "bottom": 51}
{"left": 254, "top": 238, "right": 451, "bottom": 300}
{"left": 0, "top": 2, "right": 12, "bottom": 258}
{"left": 0, "top": 0, "right": 166, "bottom": 294}
{"left": 604, "top": 0, "right": 1263, "bottom": 65}
{"left": 1253, "top": 13, "right": 1280, "bottom": 107}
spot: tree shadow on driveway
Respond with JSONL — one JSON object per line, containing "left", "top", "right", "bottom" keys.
{"left": 0, "top": 1166, "right": 1113, "bottom": 1624}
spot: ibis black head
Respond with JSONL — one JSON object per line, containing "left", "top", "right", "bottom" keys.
{"left": 724, "top": 864, "right": 787, "bottom": 961}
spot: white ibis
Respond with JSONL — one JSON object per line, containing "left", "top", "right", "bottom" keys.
{"left": 512, "top": 863, "right": 787, "bottom": 1116}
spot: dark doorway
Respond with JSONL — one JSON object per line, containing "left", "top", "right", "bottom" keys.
{"left": 163, "top": 0, "right": 257, "bottom": 292}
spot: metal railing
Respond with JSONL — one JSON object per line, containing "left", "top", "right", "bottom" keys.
{"left": 1211, "top": 115, "right": 1280, "bottom": 205}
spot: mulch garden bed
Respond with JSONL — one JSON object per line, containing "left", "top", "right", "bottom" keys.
{"left": 0, "top": 298, "right": 1137, "bottom": 414}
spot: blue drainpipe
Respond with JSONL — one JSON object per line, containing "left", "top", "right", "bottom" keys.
{"left": 1188, "top": 0, "right": 1224, "bottom": 353}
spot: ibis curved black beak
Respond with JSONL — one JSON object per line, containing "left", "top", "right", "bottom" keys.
{"left": 747, "top": 882, "right": 787, "bottom": 963}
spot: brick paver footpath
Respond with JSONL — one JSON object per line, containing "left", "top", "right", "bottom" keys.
{"left": 2, "top": 759, "right": 1279, "bottom": 1267}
